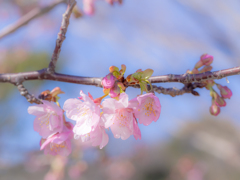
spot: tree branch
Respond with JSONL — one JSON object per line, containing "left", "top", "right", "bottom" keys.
{"left": 0, "top": 66, "right": 239, "bottom": 96}
{"left": 149, "top": 66, "right": 240, "bottom": 83}
{"left": 0, "top": 0, "right": 65, "bottom": 40}
{"left": 17, "top": 83, "right": 42, "bottom": 104}
{"left": 132, "top": 83, "right": 206, "bottom": 97}
{"left": 48, "top": 0, "right": 76, "bottom": 73}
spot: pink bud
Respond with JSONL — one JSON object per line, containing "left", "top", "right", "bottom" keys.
{"left": 101, "top": 73, "right": 116, "bottom": 89}
{"left": 210, "top": 102, "right": 220, "bottom": 116}
{"left": 109, "top": 84, "right": 120, "bottom": 98}
{"left": 200, "top": 54, "right": 213, "bottom": 66}
{"left": 217, "top": 84, "right": 232, "bottom": 99}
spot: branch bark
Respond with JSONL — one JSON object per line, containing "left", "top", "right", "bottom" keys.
{"left": 48, "top": 0, "right": 77, "bottom": 73}
{"left": 0, "top": 0, "right": 65, "bottom": 40}
{"left": 0, "top": 66, "right": 239, "bottom": 94}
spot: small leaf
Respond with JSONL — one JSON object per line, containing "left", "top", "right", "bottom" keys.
{"left": 142, "top": 69, "right": 154, "bottom": 80}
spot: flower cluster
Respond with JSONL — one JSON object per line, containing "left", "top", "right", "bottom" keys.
{"left": 28, "top": 66, "right": 161, "bottom": 156}
{"left": 189, "top": 54, "right": 232, "bottom": 116}
{"left": 64, "top": 91, "right": 160, "bottom": 148}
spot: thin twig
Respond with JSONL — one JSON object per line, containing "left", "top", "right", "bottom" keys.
{"left": 48, "top": 0, "right": 77, "bottom": 73}
{"left": 0, "top": 0, "right": 65, "bottom": 40}
{"left": 17, "top": 83, "right": 42, "bottom": 104}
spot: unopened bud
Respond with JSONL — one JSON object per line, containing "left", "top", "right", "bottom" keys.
{"left": 216, "top": 84, "right": 232, "bottom": 99}
{"left": 210, "top": 101, "right": 220, "bottom": 116}
{"left": 200, "top": 54, "right": 213, "bottom": 66}
{"left": 101, "top": 73, "right": 116, "bottom": 89}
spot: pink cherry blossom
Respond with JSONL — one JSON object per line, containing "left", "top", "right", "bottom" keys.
{"left": 78, "top": 125, "right": 109, "bottom": 149}
{"left": 40, "top": 122, "right": 74, "bottom": 156}
{"left": 131, "top": 93, "right": 161, "bottom": 126}
{"left": 83, "top": 0, "right": 95, "bottom": 15}
{"left": 28, "top": 100, "right": 64, "bottom": 138}
{"left": 217, "top": 84, "right": 232, "bottom": 99}
{"left": 63, "top": 91, "right": 100, "bottom": 136}
{"left": 102, "top": 73, "right": 116, "bottom": 89}
{"left": 101, "top": 93, "right": 141, "bottom": 140}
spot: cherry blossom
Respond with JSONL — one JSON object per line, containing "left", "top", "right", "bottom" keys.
{"left": 101, "top": 93, "right": 141, "bottom": 140}
{"left": 63, "top": 91, "right": 100, "bottom": 136}
{"left": 131, "top": 93, "right": 161, "bottom": 126}
{"left": 40, "top": 122, "right": 74, "bottom": 156}
{"left": 28, "top": 100, "right": 64, "bottom": 138}
{"left": 79, "top": 124, "right": 109, "bottom": 149}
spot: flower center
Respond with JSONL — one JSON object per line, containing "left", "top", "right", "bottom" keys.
{"left": 138, "top": 100, "right": 156, "bottom": 117}
{"left": 50, "top": 142, "right": 67, "bottom": 152}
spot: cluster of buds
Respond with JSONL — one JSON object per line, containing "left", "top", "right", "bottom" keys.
{"left": 101, "top": 65, "right": 126, "bottom": 98}
{"left": 189, "top": 54, "right": 232, "bottom": 116}
{"left": 28, "top": 65, "right": 161, "bottom": 156}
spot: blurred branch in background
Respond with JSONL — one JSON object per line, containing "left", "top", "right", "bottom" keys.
{"left": 0, "top": 0, "right": 65, "bottom": 40}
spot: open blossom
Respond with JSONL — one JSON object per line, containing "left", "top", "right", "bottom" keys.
{"left": 28, "top": 100, "right": 64, "bottom": 138}
{"left": 40, "top": 122, "right": 74, "bottom": 156}
{"left": 131, "top": 93, "right": 161, "bottom": 126}
{"left": 79, "top": 124, "right": 109, "bottom": 149}
{"left": 101, "top": 93, "right": 141, "bottom": 140}
{"left": 63, "top": 91, "right": 100, "bottom": 136}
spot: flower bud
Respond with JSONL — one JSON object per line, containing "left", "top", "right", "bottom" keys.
{"left": 199, "top": 65, "right": 213, "bottom": 73}
{"left": 210, "top": 102, "right": 220, "bottom": 116}
{"left": 200, "top": 54, "right": 213, "bottom": 66}
{"left": 109, "top": 84, "right": 120, "bottom": 98}
{"left": 217, "top": 84, "right": 232, "bottom": 99}
{"left": 101, "top": 73, "right": 116, "bottom": 89}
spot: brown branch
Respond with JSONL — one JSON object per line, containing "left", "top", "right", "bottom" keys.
{"left": 149, "top": 66, "right": 240, "bottom": 83}
{"left": 17, "top": 83, "right": 42, "bottom": 104}
{"left": 48, "top": 0, "right": 77, "bottom": 73}
{"left": 0, "top": 66, "right": 239, "bottom": 97}
{"left": 0, "top": 0, "right": 65, "bottom": 40}
{"left": 131, "top": 83, "right": 206, "bottom": 97}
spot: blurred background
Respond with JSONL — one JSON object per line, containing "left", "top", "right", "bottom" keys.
{"left": 0, "top": 0, "right": 240, "bottom": 179}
